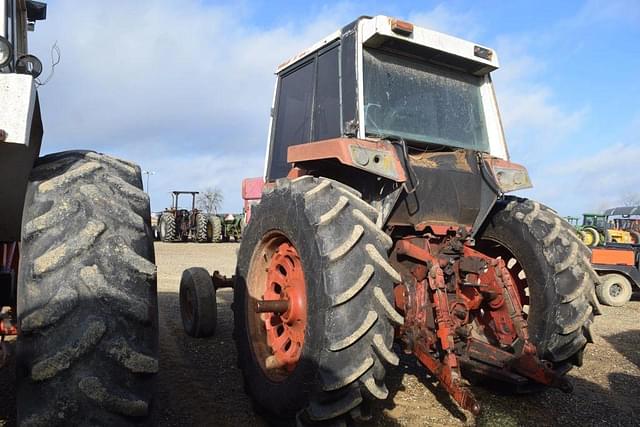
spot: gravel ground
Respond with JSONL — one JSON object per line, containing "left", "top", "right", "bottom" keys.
{"left": 154, "top": 242, "right": 640, "bottom": 427}
{"left": 0, "top": 242, "right": 636, "bottom": 426}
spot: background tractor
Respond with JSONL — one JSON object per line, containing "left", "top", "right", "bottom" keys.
{"left": 575, "top": 209, "right": 640, "bottom": 247}
{"left": 577, "top": 213, "right": 607, "bottom": 247}
{"left": 1, "top": 2, "right": 158, "bottom": 425}
{"left": 209, "top": 213, "right": 243, "bottom": 242}
{"left": 158, "top": 191, "right": 209, "bottom": 242}
{"left": 603, "top": 206, "right": 640, "bottom": 244}
{"left": 179, "top": 16, "right": 599, "bottom": 424}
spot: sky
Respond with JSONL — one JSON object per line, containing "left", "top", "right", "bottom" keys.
{"left": 28, "top": 0, "right": 640, "bottom": 215}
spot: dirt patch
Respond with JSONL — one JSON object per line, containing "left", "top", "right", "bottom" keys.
{"left": 154, "top": 242, "right": 640, "bottom": 426}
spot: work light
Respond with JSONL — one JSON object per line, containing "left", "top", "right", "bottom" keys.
{"left": 16, "top": 54, "right": 43, "bottom": 78}
{"left": 0, "top": 36, "right": 12, "bottom": 68}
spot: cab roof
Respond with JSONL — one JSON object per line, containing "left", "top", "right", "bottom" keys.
{"left": 276, "top": 15, "right": 499, "bottom": 75}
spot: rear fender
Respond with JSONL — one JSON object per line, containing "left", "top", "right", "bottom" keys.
{"left": 287, "top": 137, "right": 407, "bottom": 182}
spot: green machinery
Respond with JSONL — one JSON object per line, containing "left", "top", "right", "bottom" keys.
{"left": 209, "top": 213, "right": 244, "bottom": 242}
{"left": 569, "top": 210, "right": 640, "bottom": 247}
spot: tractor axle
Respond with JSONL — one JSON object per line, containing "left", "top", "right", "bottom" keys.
{"left": 393, "top": 233, "right": 573, "bottom": 414}
{"left": 255, "top": 299, "right": 290, "bottom": 314}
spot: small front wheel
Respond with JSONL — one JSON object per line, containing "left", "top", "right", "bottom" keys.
{"left": 180, "top": 268, "right": 217, "bottom": 337}
{"left": 596, "top": 273, "right": 633, "bottom": 307}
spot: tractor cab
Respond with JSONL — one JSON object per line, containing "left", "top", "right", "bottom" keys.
{"left": 582, "top": 213, "right": 607, "bottom": 229}
{"left": 263, "top": 15, "right": 531, "bottom": 234}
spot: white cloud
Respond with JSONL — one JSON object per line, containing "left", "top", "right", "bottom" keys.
{"left": 26, "top": 1, "right": 628, "bottom": 219}
{"left": 29, "top": 0, "right": 354, "bottom": 211}
{"left": 408, "top": 4, "right": 483, "bottom": 41}
{"left": 522, "top": 116, "right": 640, "bottom": 216}
{"left": 144, "top": 152, "right": 265, "bottom": 213}
{"left": 568, "top": 0, "right": 640, "bottom": 29}
{"left": 490, "top": 37, "right": 587, "bottom": 153}
{"left": 32, "top": 1, "right": 351, "bottom": 148}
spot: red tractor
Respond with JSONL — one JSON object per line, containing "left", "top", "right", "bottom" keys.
{"left": 181, "top": 16, "right": 599, "bottom": 424}
{"left": 158, "top": 191, "right": 210, "bottom": 242}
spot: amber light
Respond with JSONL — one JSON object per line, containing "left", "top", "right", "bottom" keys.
{"left": 390, "top": 19, "right": 414, "bottom": 36}
{"left": 474, "top": 45, "right": 493, "bottom": 60}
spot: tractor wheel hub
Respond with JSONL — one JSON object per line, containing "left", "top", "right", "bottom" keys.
{"left": 260, "top": 242, "right": 307, "bottom": 372}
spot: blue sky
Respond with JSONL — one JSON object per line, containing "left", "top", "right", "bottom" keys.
{"left": 30, "top": 0, "right": 640, "bottom": 215}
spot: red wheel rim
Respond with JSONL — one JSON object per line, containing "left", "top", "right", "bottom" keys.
{"left": 247, "top": 233, "right": 307, "bottom": 381}
{"left": 262, "top": 242, "right": 307, "bottom": 369}
{"left": 476, "top": 239, "right": 530, "bottom": 315}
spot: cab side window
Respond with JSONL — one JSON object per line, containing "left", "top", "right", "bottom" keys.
{"left": 268, "top": 60, "right": 315, "bottom": 180}
{"left": 267, "top": 42, "right": 342, "bottom": 180}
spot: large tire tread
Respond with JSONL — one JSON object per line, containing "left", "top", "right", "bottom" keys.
{"left": 488, "top": 197, "right": 599, "bottom": 364}
{"left": 195, "top": 213, "right": 209, "bottom": 243}
{"left": 235, "top": 176, "right": 400, "bottom": 424}
{"left": 17, "top": 151, "right": 158, "bottom": 426}
{"left": 159, "top": 214, "right": 176, "bottom": 242}
{"left": 209, "top": 215, "right": 223, "bottom": 243}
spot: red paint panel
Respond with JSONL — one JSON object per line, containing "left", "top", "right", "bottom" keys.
{"left": 591, "top": 247, "right": 635, "bottom": 266}
{"left": 242, "top": 177, "right": 264, "bottom": 201}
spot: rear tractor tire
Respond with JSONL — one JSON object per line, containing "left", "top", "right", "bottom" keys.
{"left": 17, "top": 151, "right": 158, "bottom": 426}
{"left": 180, "top": 267, "right": 217, "bottom": 337}
{"left": 477, "top": 197, "right": 600, "bottom": 369}
{"left": 195, "top": 213, "right": 210, "bottom": 243}
{"left": 158, "top": 213, "right": 176, "bottom": 242}
{"left": 208, "top": 215, "right": 223, "bottom": 243}
{"left": 234, "top": 176, "right": 402, "bottom": 424}
{"left": 595, "top": 273, "right": 632, "bottom": 307}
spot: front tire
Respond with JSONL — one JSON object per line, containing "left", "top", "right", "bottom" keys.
{"left": 234, "top": 177, "right": 401, "bottom": 424}
{"left": 477, "top": 197, "right": 599, "bottom": 367}
{"left": 180, "top": 268, "right": 217, "bottom": 337}
{"left": 595, "top": 273, "right": 632, "bottom": 307}
{"left": 17, "top": 151, "right": 158, "bottom": 426}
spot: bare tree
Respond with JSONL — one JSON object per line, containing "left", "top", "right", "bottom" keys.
{"left": 197, "top": 187, "right": 223, "bottom": 214}
{"left": 621, "top": 192, "right": 640, "bottom": 207}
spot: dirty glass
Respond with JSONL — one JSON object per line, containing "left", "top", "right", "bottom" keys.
{"left": 313, "top": 45, "right": 341, "bottom": 141}
{"left": 269, "top": 59, "right": 315, "bottom": 179}
{"left": 584, "top": 216, "right": 606, "bottom": 229}
{"left": 363, "top": 48, "right": 490, "bottom": 152}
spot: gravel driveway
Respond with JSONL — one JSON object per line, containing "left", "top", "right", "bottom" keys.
{"left": 0, "top": 239, "right": 634, "bottom": 426}
{"left": 154, "top": 242, "right": 640, "bottom": 427}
